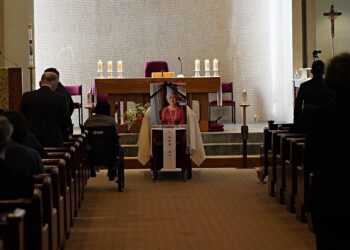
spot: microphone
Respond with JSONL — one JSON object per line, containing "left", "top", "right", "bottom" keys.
{"left": 178, "top": 57, "right": 182, "bottom": 74}
{"left": 0, "top": 51, "right": 19, "bottom": 68}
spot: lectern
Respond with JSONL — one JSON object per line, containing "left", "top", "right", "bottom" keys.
{"left": 0, "top": 68, "right": 23, "bottom": 111}
{"left": 151, "top": 128, "right": 191, "bottom": 181}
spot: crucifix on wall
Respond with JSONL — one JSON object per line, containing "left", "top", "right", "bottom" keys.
{"left": 323, "top": 5, "right": 342, "bottom": 58}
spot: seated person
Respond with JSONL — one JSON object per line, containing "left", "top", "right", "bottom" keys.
{"left": 161, "top": 89, "right": 185, "bottom": 125}
{"left": 3, "top": 110, "right": 47, "bottom": 158}
{"left": 0, "top": 116, "right": 34, "bottom": 199}
{"left": 84, "top": 102, "right": 119, "bottom": 179}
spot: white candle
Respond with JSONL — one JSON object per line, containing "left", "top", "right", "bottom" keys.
{"left": 107, "top": 61, "right": 113, "bottom": 72}
{"left": 28, "top": 23, "right": 33, "bottom": 41}
{"left": 195, "top": 59, "right": 200, "bottom": 71}
{"left": 117, "top": 60, "right": 123, "bottom": 72}
{"left": 97, "top": 60, "right": 103, "bottom": 73}
{"left": 204, "top": 59, "right": 210, "bottom": 71}
{"left": 213, "top": 58, "right": 218, "bottom": 71}
{"left": 242, "top": 89, "right": 247, "bottom": 102}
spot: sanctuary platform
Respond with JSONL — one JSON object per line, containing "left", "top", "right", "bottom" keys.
{"left": 120, "top": 123, "right": 266, "bottom": 169}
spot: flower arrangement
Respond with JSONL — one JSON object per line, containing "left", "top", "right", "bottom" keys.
{"left": 123, "top": 103, "right": 149, "bottom": 131}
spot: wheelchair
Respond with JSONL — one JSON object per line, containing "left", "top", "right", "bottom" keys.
{"left": 83, "top": 125, "right": 125, "bottom": 191}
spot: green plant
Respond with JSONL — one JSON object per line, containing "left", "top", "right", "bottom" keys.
{"left": 124, "top": 103, "right": 148, "bottom": 131}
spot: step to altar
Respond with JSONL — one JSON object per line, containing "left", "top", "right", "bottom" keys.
{"left": 120, "top": 124, "right": 264, "bottom": 157}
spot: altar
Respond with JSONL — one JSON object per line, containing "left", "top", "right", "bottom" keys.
{"left": 95, "top": 77, "right": 220, "bottom": 132}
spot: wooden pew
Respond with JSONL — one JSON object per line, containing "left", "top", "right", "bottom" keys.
{"left": 34, "top": 175, "right": 58, "bottom": 250}
{"left": 45, "top": 144, "right": 80, "bottom": 217}
{"left": 261, "top": 127, "right": 271, "bottom": 179}
{"left": 268, "top": 129, "right": 290, "bottom": 196}
{"left": 0, "top": 208, "right": 26, "bottom": 250}
{"left": 72, "top": 132, "right": 89, "bottom": 187}
{"left": 64, "top": 138, "right": 85, "bottom": 205}
{"left": 285, "top": 139, "right": 306, "bottom": 213}
{"left": 0, "top": 188, "right": 49, "bottom": 250}
{"left": 43, "top": 155, "right": 73, "bottom": 233}
{"left": 44, "top": 165, "right": 66, "bottom": 249}
{"left": 275, "top": 133, "right": 305, "bottom": 204}
{"left": 308, "top": 172, "right": 314, "bottom": 232}
{"left": 295, "top": 142, "right": 308, "bottom": 222}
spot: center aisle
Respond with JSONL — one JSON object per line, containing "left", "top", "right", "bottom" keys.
{"left": 65, "top": 169, "right": 316, "bottom": 250}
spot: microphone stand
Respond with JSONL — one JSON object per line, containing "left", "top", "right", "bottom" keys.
{"left": 177, "top": 57, "right": 184, "bottom": 77}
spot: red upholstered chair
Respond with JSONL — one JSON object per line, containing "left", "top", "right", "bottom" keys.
{"left": 144, "top": 61, "right": 169, "bottom": 77}
{"left": 209, "top": 82, "right": 236, "bottom": 123}
{"left": 65, "top": 85, "right": 83, "bottom": 126}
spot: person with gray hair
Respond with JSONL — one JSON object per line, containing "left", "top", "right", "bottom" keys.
{"left": 0, "top": 116, "right": 34, "bottom": 199}
{"left": 306, "top": 53, "right": 350, "bottom": 249}
{"left": 161, "top": 87, "right": 186, "bottom": 125}
{"left": 20, "top": 71, "right": 70, "bottom": 147}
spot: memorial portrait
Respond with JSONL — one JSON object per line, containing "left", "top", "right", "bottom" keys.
{"left": 150, "top": 83, "right": 187, "bottom": 126}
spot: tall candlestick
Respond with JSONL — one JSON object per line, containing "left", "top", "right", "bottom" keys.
{"left": 28, "top": 23, "right": 34, "bottom": 67}
{"left": 117, "top": 60, "right": 123, "bottom": 72}
{"left": 195, "top": 59, "right": 200, "bottom": 71}
{"left": 204, "top": 59, "right": 210, "bottom": 71}
{"left": 213, "top": 58, "right": 218, "bottom": 71}
{"left": 107, "top": 61, "right": 113, "bottom": 72}
{"left": 97, "top": 60, "right": 103, "bottom": 73}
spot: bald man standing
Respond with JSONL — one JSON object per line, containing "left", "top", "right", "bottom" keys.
{"left": 20, "top": 72, "right": 70, "bottom": 147}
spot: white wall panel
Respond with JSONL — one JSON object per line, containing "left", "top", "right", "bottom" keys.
{"left": 35, "top": 0, "right": 293, "bottom": 124}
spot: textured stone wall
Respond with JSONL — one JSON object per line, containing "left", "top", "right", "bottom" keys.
{"left": 35, "top": 0, "right": 293, "bottom": 124}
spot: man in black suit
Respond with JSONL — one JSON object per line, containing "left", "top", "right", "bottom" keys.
{"left": 307, "top": 53, "right": 350, "bottom": 249}
{"left": 293, "top": 60, "right": 333, "bottom": 124}
{"left": 20, "top": 72, "right": 70, "bottom": 147}
{"left": 44, "top": 67, "right": 74, "bottom": 135}
{"left": 0, "top": 116, "right": 34, "bottom": 199}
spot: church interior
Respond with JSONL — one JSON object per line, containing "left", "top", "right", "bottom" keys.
{"left": 1, "top": 0, "right": 349, "bottom": 249}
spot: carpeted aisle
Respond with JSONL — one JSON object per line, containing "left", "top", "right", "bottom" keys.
{"left": 65, "top": 169, "right": 316, "bottom": 250}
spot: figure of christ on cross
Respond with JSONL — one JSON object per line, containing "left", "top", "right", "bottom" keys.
{"left": 324, "top": 5, "right": 342, "bottom": 58}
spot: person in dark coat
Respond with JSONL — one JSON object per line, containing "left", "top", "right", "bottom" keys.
{"left": 84, "top": 102, "right": 119, "bottom": 178}
{"left": 3, "top": 110, "right": 47, "bottom": 158}
{"left": 306, "top": 53, "right": 350, "bottom": 249}
{"left": 0, "top": 116, "right": 34, "bottom": 199}
{"left": 44, "top": 67, "right": 74, "bottom": 135}
{"left": 20, "top": 72, "right": 70, "bottom": 147}
{"left": 293, "top": 60, "right": 334, "bottom": 124}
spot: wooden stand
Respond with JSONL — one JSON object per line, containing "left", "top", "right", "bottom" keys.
{"left": 239, "top": 104, "right": 249, "bottom": 168}
{"left": 0, "top": 67, "right": 23, "bottom": 110}
{"left": 28, "top": 66, "right": 35, "bottom": 91}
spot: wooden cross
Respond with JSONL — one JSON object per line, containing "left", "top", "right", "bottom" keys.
{"left": 324, "top": 5, "right": 342, "bottom": 38}
{"left": 324, "top": 5, "right": 342, "bottom": 57}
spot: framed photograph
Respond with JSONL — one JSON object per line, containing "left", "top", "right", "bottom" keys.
{"left": 150, "top": 82, "right": 187, "bottom": 126}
